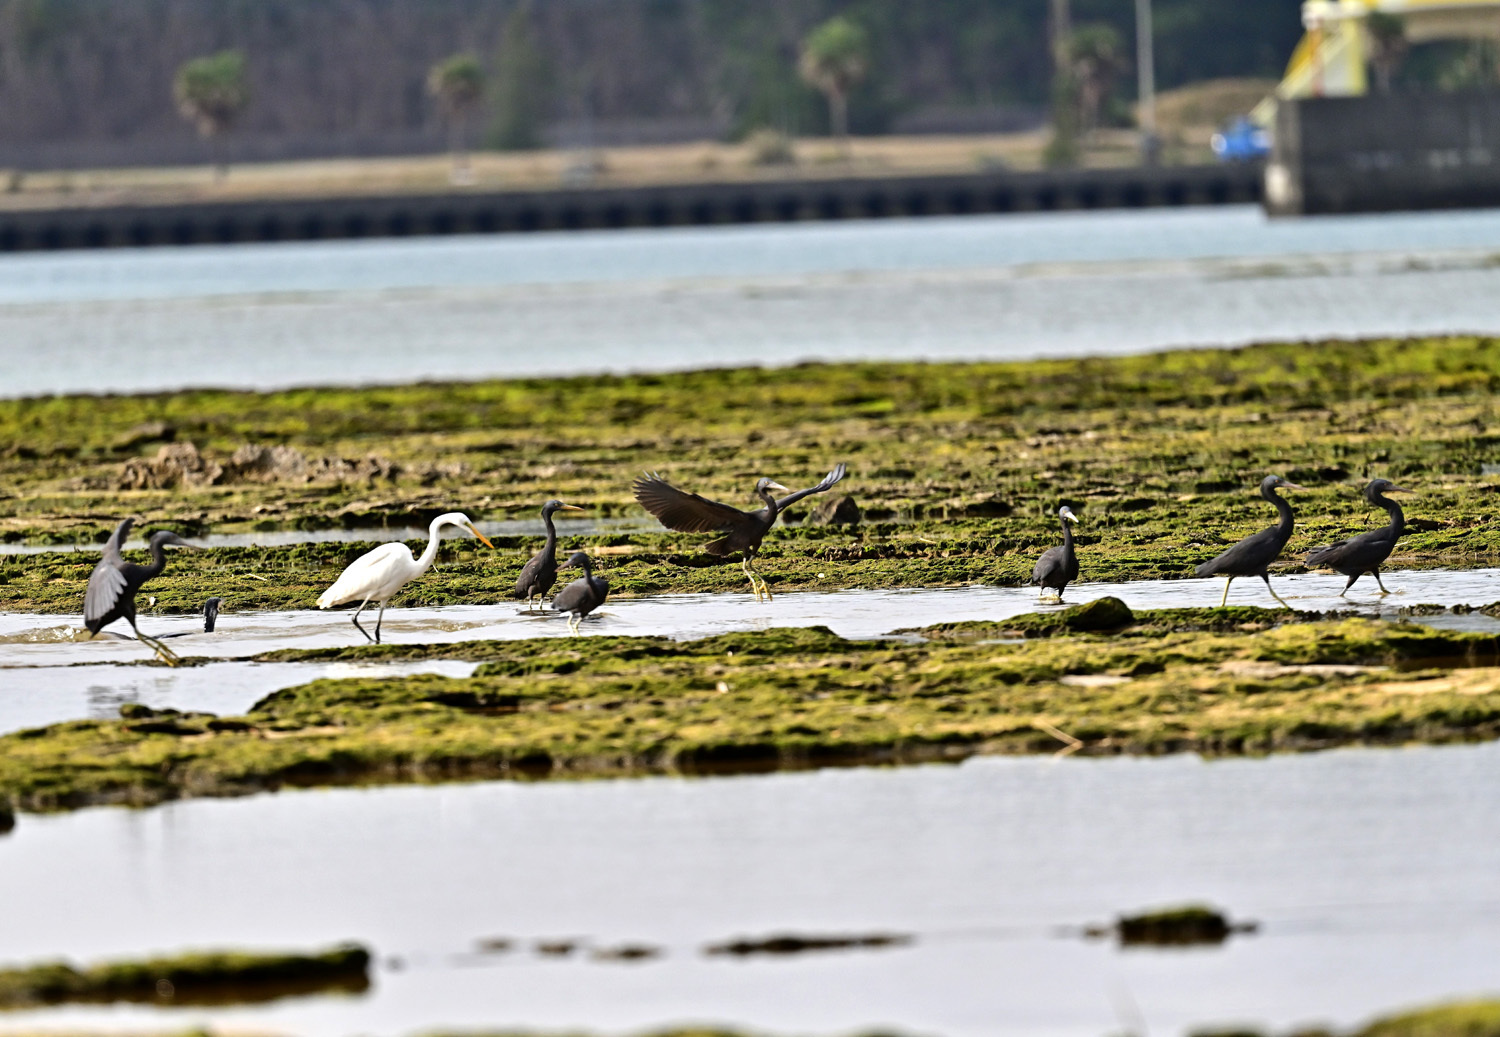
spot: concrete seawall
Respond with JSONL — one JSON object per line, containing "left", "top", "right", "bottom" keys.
{"left": 0, "top": 163, "right": 1262, "bottom": 252}
{"left": 1267, "top": 91, "right": 1500, "bottom": 216}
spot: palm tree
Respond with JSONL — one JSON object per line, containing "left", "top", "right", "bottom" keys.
{"left": 428, "top": 54, "right": 485, "bottom": 183}
{"left": 173, "top": 50, "right": 249, "bottom": 180}
{"left": 1366, "top": 12, "right": 1407, "bottom": 94}
{"left": 799, "top": 15, "right": 869, "bottom": 157}
{"left": 1070, "top": 23, "right": 1126, "bottom": 137}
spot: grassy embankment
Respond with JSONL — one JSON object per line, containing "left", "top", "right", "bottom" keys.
{"left": 2, "top": 336, "right": 1500, "bottom": 614}
{"left": 6, "top": 601, "right": 1500, "bottom": 813}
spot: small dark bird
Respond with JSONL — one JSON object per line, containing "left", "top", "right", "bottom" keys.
{"left": 632, "top": 464, "right": 847, "bottom": 601}
{"left": 1305, "top": 479, "right": 1413, "bottom": 596}
{"left": 552, "top": 551, "right": 609, "bottom": 633}
{"left": 84, "top": 518, "right": 200, "bottom": 665}
{"left": 514, "top": 499, "right": 585, "bottom": 611}
{"left": 1195, "top": 475, "right": 1304, "bottom": 608}
{"left": 202, "top": 597, "right": 223, "bottom": 632}
{"left": 1031, "top": 506, "right": 1079, "bottom": 601}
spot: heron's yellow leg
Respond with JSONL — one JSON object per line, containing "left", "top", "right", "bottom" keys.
{"left": 1220, "top": 578, "right": 1233, "bottom": 607}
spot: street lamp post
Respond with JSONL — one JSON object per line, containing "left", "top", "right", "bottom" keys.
{"left": 1136, "top": 0, "right": 1161, "bottom": 164}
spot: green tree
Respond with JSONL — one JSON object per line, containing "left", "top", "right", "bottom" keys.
{"left": 799, "top": 15, "right": 869, "bottom": 156}
{"left": 1366, "top": 12, "right": 1407, "bottom": 93}
{"left": 173, "top": 50, "right": 249, "bottom": 179}
{"left": 488, "top": 2, "right": 550, "bottom": 151}
{"left": 1070, "top": 23, "right": 1126, "bottom": 136}
{"left": 1044, "top": 0, "right": 1078, "bottom": 168}
{"left": 428, "top": 53, "right": 485, "bottom": 182}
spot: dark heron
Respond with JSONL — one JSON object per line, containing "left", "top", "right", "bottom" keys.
{"left": 1194, "top": 474, "right": 1305, "bottom": 608}
{"left": 1305, "top": 478, "right": 1414, "bottom": 595}
{"left": 160, "top": 597, "right": 224, "bottom": 640}
{"left": 1031, "top": 506, "right": 1079, "bottom": 601}
{"left": 84, "top": 518, "right": 200, "bottom": 665}
{"left": 514, "top": 499, "right": 585, "bottom": 611}
{"left": 552, "top": 551, "right": 609, "bottom": 633}
{"left": 632, "top": 463, "right": 848, "bottom": 601}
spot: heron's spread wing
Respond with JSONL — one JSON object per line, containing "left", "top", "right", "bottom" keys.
{"left": 84, "top": 558, "right": 129, "bottom": 625}
{"left": 774, "top": 463, "right": 848, "bottom": 510}
{"left": 83, "top": 518, "right": 136, "bottom": 625}
{"left": 633, "top": 473, "right": 753, "bottom": 534}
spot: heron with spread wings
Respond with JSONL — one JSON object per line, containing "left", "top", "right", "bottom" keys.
{"left": 84, "top": 517, "right": 200, "bottom": 665}
{"left": 632, "top": 463, "right": 847, "bottom": 601}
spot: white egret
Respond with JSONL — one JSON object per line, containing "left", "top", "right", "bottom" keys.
{"left": 317, "top": 511, "right": 494, "bottom": 643}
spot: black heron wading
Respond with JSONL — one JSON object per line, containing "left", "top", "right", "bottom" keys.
{"left": 1194, "top": 474, "right": 1305, "bottom": 608}
{"left": 514, "top": 499, "right": 585, "bottom": 611}
{"left": 1031, "top": 506, "right": 1079, "bottom": 601}
{"left": 84, "top": 518, "right": 200, "bottom": 665}
{"left": 552, "top": 551, "right": 609, "bottom": 633}
{"left": 1305, "top": 478, "right": 1414, "bottom": 596}
{"left": 632, "top": 463, "right": 848, "bottom": 601}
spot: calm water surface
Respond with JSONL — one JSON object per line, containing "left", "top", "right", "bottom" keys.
{"left": 4, "top": 206, "right": 1500, "bottom": 397}
{"left": 1, "top": 746, "right": 1498, "bottom": 1037}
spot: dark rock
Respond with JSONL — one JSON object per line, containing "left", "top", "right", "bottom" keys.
{"left": 0, "top": 803, "right": 14, "bottom": 835}
{"left": 961, "top": 494, "right": 1013, "bottom": 517}
{"left": 590, "top": 944, "right": 661, "bottom": 963}
{"left": 811, "top": 495, "right": 862, "bottom": 525}
{"left": 1065, "top": 596, "right": 1134, "bottom": 632}
{"left": 704, "top": 932, "right": 913, "bottom": 957}
{"left": 1107, "top": 905, "right": 1257, "bottom": 947}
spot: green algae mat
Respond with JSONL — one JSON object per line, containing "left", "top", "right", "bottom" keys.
{"left": 6, "top": 603, "right": 1500, "bottom": 816}
{"left": 4, "top": 335, "right": 1500, "bottom": 612}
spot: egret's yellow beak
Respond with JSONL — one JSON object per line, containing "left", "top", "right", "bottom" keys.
{"left": 468, "top": 525, "right": 495, "bottom": 549}
{"left": 560, "top": 504, "right": 585, "bottom": 512}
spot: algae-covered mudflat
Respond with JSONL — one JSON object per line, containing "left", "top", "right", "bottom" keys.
{"left": 3, "top": 335, "right": 1500, "bottom": 613}
{"left": 8, "top": 602, "right": 1500, "bottom": 813}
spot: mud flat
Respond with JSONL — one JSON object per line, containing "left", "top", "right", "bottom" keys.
{"left": 5, "top": 602, "right": 1500, "bottom": 815}
{"left": 3, "top": 336, "right": 1500, "bottom": 613}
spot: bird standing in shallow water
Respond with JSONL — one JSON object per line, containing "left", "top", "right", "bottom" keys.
{"left": 84, "top": 518, "right": 200, "bottom": 665}
{"left": 317, "top": 511, "right": 494, "bottom": 643}
{"left": 552, "top": 551, "right": 609, "bottom": 633}
{"left": 514, "top": 499, "right": 585, "bottom": 611}
{"left": 1195, "top": 475, "right": 1304, "bottom": 608}
{"left": 1031, "top": 506, "right": 1079, "bottom": 601}
{"left": 632, "top": 463, "right": 847, "bottom": 601}
{"left": 1305, "top": 478, "right": 1413, "bottom": 595}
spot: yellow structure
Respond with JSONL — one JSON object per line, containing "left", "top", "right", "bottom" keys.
{"left": 1254, "top": 0, "right": 1500, "bottom": 123}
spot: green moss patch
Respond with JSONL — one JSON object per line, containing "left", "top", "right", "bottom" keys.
{"left": 0, "top": 943, "right": 369, "bottom": 1008}
{"left": 7, "top": 335, "right": 1500, "bottom": 612}
{"left": 6, "top": 617, "right": 1500, "bottom": 815}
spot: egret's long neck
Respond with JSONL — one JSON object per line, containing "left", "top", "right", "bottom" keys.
{"left": 542, "top": 508, "right": 558, "bottom": 551}
{"left": 1265, "top": 487, "right": 1295, "bottom": 537}
{"left": 1375, "top": 492, "right": 1405, "bottom": 536}
{"left": 575, "top": 556, "right": 594, "bottom": 579}
{"left": 1060, "top": 516, "right": 1074, "bottom": 550}
{"left": 416, "top": 518, "right": 448, "bottom": 574}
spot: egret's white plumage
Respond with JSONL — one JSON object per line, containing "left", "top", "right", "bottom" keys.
{"left": 318, "top": 511, "right": 493, "bottom": 643}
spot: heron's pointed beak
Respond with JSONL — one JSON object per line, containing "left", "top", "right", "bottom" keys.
{"left": 1387, "top": 486, "right": 1416, "bottom": 494}
{"left": 1280, "top": 482, "right": 1306, "bottom": 491}
{"left": 468, "top": 525, "right": 495, "bottom": 549}
{"left": 559, "top": 505, "right": 585, "bottom": 512}
{"left": 767, "top": 482, "right": 790, "bottom": 492}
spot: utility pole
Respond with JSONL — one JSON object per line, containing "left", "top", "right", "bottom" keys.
{"left": 1135, "top": 0, "right": 1160, "bottom": 164}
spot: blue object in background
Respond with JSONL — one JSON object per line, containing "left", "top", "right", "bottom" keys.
{"left": 1212, "top": 116, "right": 1272, "bottom": 161}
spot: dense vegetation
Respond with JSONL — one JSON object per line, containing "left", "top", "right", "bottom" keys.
{"left": 0, "top": 0, "right": 1305, "bottom": 157}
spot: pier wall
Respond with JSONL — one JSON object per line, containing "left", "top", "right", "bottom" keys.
{"left": 0, "top": 163, "right": 1262, "bottom": 253}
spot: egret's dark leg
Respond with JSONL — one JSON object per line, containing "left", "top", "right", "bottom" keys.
{"left": 1260, "top": 573, "right": 1291, "bottom": 609}
{"left": 1219, "top": 577, "right": 1234, "bottom": 607}
{"left": 373, "top": 602, "right": 387, "bottom": 645}
{"left": 350, "top": 599, "right": 375, "bottom": 643}
{"left": 1341, "top": 573, "right": 1360, "bottom": 597}
{"left": 1374, "top": 570, "right": 1391, "bottom": 595}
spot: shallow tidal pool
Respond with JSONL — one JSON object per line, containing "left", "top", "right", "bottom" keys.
{"left": 1, "top": 744, "right": 1499, "bottom": 1037}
